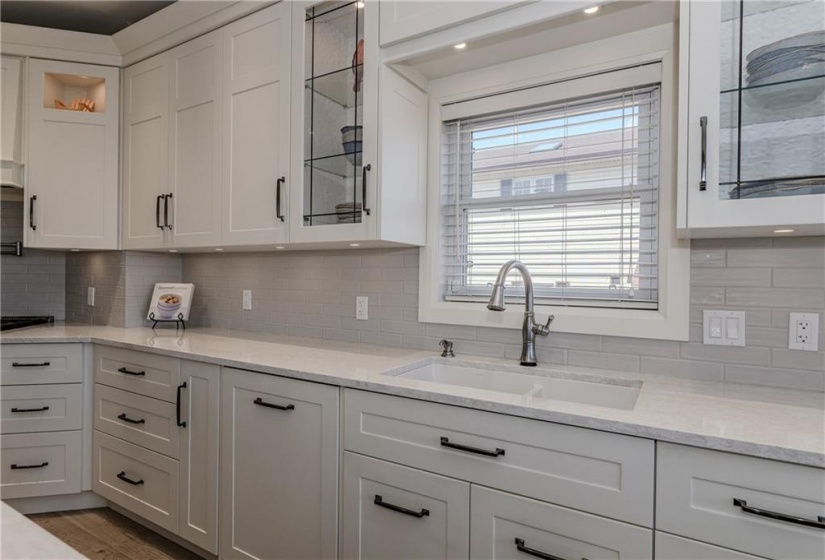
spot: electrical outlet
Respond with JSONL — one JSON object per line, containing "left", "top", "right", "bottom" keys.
{"left": 789, "top": 312, "right": 819, "bottom": 351}
{"left": 356, "top": 296, "right": 368, "bottom": 320}
{"left": 242, "top": 290, "right": 252, "bottom": 310}
{"left": 87, "top": 287, "right": 95, "bottom": 307}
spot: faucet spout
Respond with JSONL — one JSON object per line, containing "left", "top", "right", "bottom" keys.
{"left": 486, "top": 260, "right": 553, "bottom": 367}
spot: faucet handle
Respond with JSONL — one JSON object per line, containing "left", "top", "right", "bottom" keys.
{"left": 532, "top": 315, "right": 555, "bottom": 337}
{"left": 439, "top": 339, "right": 455, "bottom": 358}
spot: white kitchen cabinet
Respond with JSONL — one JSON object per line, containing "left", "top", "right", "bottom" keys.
{"left": 655, "top": 532, "right": 764, "bottom": 560}
{"left": 342, "top": 451, "right": 470, "bottom": 560}
{"left": 679, "top": 0, "right": 825, "bottom": 237}
{"left": 122, "top": 52, "right": 169, "bottom": 250}
{"left": 289, "top": 0, "right": 427, "bottom": 246}
{"left": 25, "top": 59, "right": 119, "bottom": 249}
{"left": 221, "top": 3, "right": 291, "bottom": 247}
{"left": 220, "top": 367, "right": 339, "bottom": 560}
{"left": 1, "top": 55, "right": 24, "bottom": 187}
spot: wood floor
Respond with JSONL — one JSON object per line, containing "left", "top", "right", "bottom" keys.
{"left": 27, "top": 508, "right": 203, "bottom": 560}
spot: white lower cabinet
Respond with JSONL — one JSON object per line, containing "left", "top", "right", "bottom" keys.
{"left": 655, "top": 532, "right": 764, "bottom": 560}
{"left": 342, "top": 452, "right": 470, "bottom": 560}
{"left": 1, "top": 431, "right": 82, "bottom": 499}
{"left": 220, "top": 367, "right": 339, "bottom": 560}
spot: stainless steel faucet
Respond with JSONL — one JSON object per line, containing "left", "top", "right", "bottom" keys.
{"left": 487, "top": 260, "right": 554, "bottom": 366}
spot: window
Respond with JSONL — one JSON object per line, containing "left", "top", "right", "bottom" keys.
{"left": 441, "top": 77, "right": 660, "bottom": 310}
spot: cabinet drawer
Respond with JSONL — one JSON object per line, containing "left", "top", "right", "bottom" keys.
{"left": 93, "top": 430, "right": 179, "bottom": 533}
{"left": 471, "top": 485, "right": 652, "bottom": 560}
{"left": 657, "top": 443, "right": 825, "bottom": 560}
{"left": 1, "top": 384, "right": 82, "bottom": 434}
{"left": 655, "top": 532, "right": 763, "bottom": 560}
{"left": 342, "top": 452, "right": 470, "bottom": 560}
{"left": 1, "top": 343, "right": 83, "bottom": 385}
{"left": 94, "top": 384, "right": 179, "bottom": 458}
{"left": 343, "top": 389, "right": 654, "bottom": 526}
{"left": 0, "top": 431, "right": 82, "bottom": 499}
{"left": 94, "top": 346, "right": 180, "bottom": 402}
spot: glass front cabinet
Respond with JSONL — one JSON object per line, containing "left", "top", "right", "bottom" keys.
{"left": 289, "top": 0, "right": 428, "bottom": 245}
{"left": 679, "top": 0, "right": 825, "bottom": 237}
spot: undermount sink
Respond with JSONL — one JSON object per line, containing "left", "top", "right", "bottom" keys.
{"left": 386, "top": 362, "right": 640, "bottom": 410}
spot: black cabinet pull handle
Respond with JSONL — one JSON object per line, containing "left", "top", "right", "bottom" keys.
{"left": 29, "top": 195, "right": 36, "bottom": 230}
{"left": 12, "top": 362, "right": 50, "bottom": 368}
{"left": 11, "top": 406, "right": 50, "bottom": 413}
{"left": 362, "top": 164, "right": 372, "bottom": 215}
{"left": 276, "top": 176, "right": 285, "bottom": 222}
{"left": 156, "top": 194, "right": 164, "bottom": 230}
{"left": 733, "top": 498, "right": 825, "bottom": 530}
{"left": 373, "top": 495, "right": 429, "bottom": 518}
{"left": 117, "top": 471, "right": 144, "bottom": 486}
{"left": 253, "top": 397, "right": 294, "bottom": 411}
{"left": 11, "top": 462, "right": 49, "bottom": 470}
{"left": 515, "top": 538, "right": 584, "bottom": 560}
{"left": 117, "top": 413, "right": 145, "bottom": 425}
{"left": 117, "top": 367, "right": 145, "bottom": 376}
{"left": 440, "top": 436, "right": 504, "bottom": 457}
{"left": 164, "top": 193, "right": 173, "bottom": 229}
{"left": 699, "top": 116, "right": 708, "bottom": 191}
{"left": 176, "top": 382, "right": 187, "bottom": 428}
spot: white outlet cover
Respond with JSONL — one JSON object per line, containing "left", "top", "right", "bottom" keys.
{"left": 242, "top": 290, "right": 252, "bottom": 310}
{"left": 788, "top": 312, "right": 819, "bottom": 351}
{"left": 87, "top": 287, "right": 95, "bottom": 307}
{"left": 356, "top": 296, "right": 368, "bottom": 321}
{"left": 703, "top": 310, "right": 745, "bottom": 347}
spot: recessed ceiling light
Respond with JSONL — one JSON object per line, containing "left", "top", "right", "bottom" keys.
{"left": 773, "top": 228, "right": 795, "bottom": 234}
{"left": 356, "top": 1, "right": 365, "bottom": 8}
{"left": 454, "top": 43, "right": 467, "bottom": 50}
{"left": 584, "top": 6, "right": 600, "bottom": 14}
{"left": 349, "top": 243, "right": 361, "bottom": 247}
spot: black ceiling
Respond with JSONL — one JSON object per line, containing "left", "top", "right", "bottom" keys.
{"left": 0, "top": 1, "right": 176, "bottom": 35}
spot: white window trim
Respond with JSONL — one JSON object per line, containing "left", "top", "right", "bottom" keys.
{"left": 419, "top": 23, "right": 690, "bottom": 341}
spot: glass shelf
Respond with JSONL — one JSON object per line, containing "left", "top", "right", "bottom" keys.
{"left": 305, "top": 152, "right": 361, "bottom": 178}
{"left": 721, "top": 175, "right": 825, "bottom": 200}
{"left": 305, "top": 65, "right": 364, "bottom": 109}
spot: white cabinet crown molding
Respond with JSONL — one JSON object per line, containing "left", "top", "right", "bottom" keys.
{"left": 0, "top": 23, "right": 121, "bottom": 66}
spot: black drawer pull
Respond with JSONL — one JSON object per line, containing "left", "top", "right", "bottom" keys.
{"left": 440, "top": 436, "right": 505, "bottom": 457}
{"left": 117, "top": 367, "right": 145, "bottom": 376}
{"left": 11, "top": 462, "right": 49, "bottom": 470}
{"left": 253, "top": 397, "right": 294, "bottom": 411}
{"left": 11, "top": 362, "right": 50, "bottom": 368}
{"left": 373, "top": 495, "right": 429, "bottom": 518}
{"left": 733, "top": 498, "right": 825, "bottom": 530}
{"left": 117, "top": 471, "right": 144, "bottom": 486}
{"left": 11, "top": 406, "right": 50, "bottom": 413}
{"left": 176, "top": 382, "right": 187, "bottom": 428}
{"left": 515, "top": 538, "right": 586, "bottom": 560}
{"left": 117, "top": 413, "right": 145, "bottom": 425}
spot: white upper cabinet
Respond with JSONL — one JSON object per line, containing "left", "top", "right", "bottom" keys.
{"left": 169, "top": 30, "right": 223, "bottom": 248}
{"left": 122, "top": 53, "right": 169, "bottom": 250}
{"left": 221, "top": 3, "right": 291, "bottom": 247}
{"left": 25, "top": 59, "right": 119, "bottom": 249}
{"left": 289, "top": 0, "right": 428, "bottom": 246}
{"left": 1, "top": 55, "right": 24, "bottom": 187}
{"left": 679, "top": 0, "right": 825, "bottom": 237}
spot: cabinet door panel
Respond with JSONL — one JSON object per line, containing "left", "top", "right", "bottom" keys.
{"left": 655, "top": 532, "right": 763, "bottom": 560}
{"left": 169, "top": 31, "right": 222, "bottom": 248}
{"left": 342, "top": 452, "right": 470, "bottom": 560}
{"left": 221, "top": 4, "right": 290, "bottom": 246}
{"left": 220, "top": 367, "right": 338, "bottom": 560}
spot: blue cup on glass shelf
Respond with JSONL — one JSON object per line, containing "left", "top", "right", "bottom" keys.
{"left": 342, "top": 140, "right": 362, "bottom": 166}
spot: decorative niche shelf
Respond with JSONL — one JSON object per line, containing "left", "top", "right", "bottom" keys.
{"left": 43, "top": 72, "right": 107, "bottom": 112}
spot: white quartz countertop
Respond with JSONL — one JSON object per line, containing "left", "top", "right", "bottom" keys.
{"left": 2, "top": 324, "right": 824, "bottom": 468}
{"left": 1, "top": 502, "right": 88, "bottom": 559}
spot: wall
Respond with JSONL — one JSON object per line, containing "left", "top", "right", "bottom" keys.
{"left": 0, "top": 200, "right": 65, "bottom": 319}
{"left": 181, "top": 237, "right": 825, "bottom": 391}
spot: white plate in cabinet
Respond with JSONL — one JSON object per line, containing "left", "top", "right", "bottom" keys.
{"left": 220, "top": 367, "right": 338, "bottom": 560}
{"left": 343, "top": 389, "right": 654, "bottom": 526}
{"left": 1, "top": 384, "right": 82, "bottom": 434}
{"left": 471, "top": 485, "right": 653, "bottom": 560}
{"left": 656, "top": 443, "right": 825, "bottom": 560}
{"left": 94, "top": 346, "right": 180, "bottom": 402}
{"left": 342, "top": 452, "right": 470, "bottom": 560}
{"left": 655, "top": 532, "right": 764, "bottom": 560}
{"left": 1, "top": 343, "right": 83, "bottom": 385}
{"left": 93, "top": 430, "right": 179, "bottom": 534}
{"left": 0, "top": 431, "right": 82, "bottom": 499}
{"left": 93, "top": 383, "right": 179, "bottom": 458}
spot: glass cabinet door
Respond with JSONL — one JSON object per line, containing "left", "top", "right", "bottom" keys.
{"left": 303, "top": 1, "right": 366, "bottom": 227}
{"left": 718, "top": 0, "right": 824, "bottom": 200}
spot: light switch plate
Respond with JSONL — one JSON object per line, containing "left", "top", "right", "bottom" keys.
{"left": 356, "top": 296, "right": 368, "bottom": 320}
{"left": 788, "top": 312, "right": 819, "bottom": 351}
{"left": 242, "top": 290, "right": 252, "bottom": 310}
{"left": 87, "top": 287, "right": 95, "bottom": 307}
{"left": 703, "top": 310, "right": 745, "bottom": 346}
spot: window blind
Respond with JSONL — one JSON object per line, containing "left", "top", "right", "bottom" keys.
{"left": 441, "top": 82, "right": 661, "bottom": 310}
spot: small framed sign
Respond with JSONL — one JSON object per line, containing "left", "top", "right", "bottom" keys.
{"left": 147, "top": 283, "right": 195, "bottom": 322}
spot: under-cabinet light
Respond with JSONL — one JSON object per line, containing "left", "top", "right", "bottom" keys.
{"left": 454, "top": 43, "right": 467, "bottom": 50}
{"left": 584, "top": 6, "right": 600, "bottom": 14}
{"left": 773, "top": 229, "right": 795, "bottom": 234}
{"left": 356, "top": 1, "right": 365, "bottom": 8}
{"left": 349, "top": 243, "right": 361, "bottom": 247}
{"left": 169, "top": 249, "right": 178, "bottom": 253}
{"left": 214, "top": 248, "right": 223, "bottom": 251}
{"left": 275, "top": 246, "right": 285, "bottom": 250}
